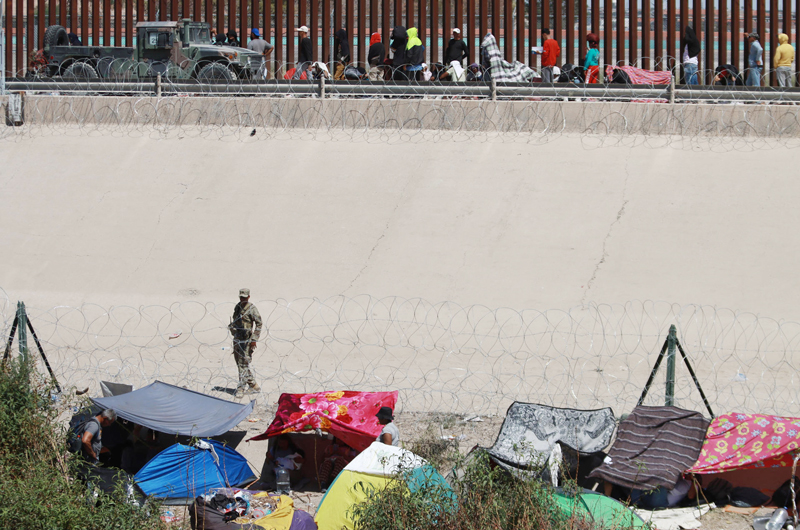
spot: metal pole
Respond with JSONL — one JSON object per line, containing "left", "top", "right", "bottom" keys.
{"left": 637, "top": 336, "right": 670, "bottom": 407}
{"left": 1, "top": 0, "right": 5, "bottom": 95}
{"left": 3, "top": 313, "right": 18, "bottom": 362}
{"left": 26, "top": 317, "right": 62, "bottom": 393}
{"left": 665, "top": 324, "right": 677, "bottom": 406}
{"left": 17, "top": 301, "right": 28, "bottom": 362}
{"left": 676, "top": 339, "right": 715, "bottom": 418}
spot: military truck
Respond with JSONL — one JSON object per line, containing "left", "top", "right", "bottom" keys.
{"left": 42, "top": 19, "right": 265, "bottom": 80}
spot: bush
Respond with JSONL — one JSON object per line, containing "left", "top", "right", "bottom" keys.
{"left": 0, "top": 358, "right": 165, "bottom": 530}
{"left": 351, "top": 449, "right": 631, "bottom": 530}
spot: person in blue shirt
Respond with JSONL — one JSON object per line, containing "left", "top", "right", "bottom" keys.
{"left": 584, "top": 33, "right": 600, "bottom": 83}
{"left": 746, "top": 32, "right": 763, "bottom": 87}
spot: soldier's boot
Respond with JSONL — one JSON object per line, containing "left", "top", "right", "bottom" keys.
{"left": 234, "top": 386, "right": 246, "bottom": 398}
{"left": 250, "top": 383, "right": 261, "bottom": 392}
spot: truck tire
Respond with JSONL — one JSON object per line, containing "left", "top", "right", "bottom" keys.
{"left": 63, "top": 62, "right": 99, "bottom": 80}
{"left": 197, "top": 63, "right": 237, "bottom": 83}
{"left": 44, "top": 25, "right": 69, "bottom": 49}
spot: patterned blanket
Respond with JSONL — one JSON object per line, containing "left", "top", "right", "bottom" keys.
{"left": 487, "top": 402, "right": 617, "bottom": 468}
{"left": 481, "top": 33, "right": 536, "bottom": 83}
{"left": 688, "top": 413, "right": 800, "bottom": 474}
{"left": 249, "top": 391, "right": 398, "bottom": 452}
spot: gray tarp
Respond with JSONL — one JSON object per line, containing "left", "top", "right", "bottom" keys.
{"left": 91, "top": 381, "right": 254, "bottom": 437}
{"left": 487, "top": 402, "right": 617, "bottom": 469}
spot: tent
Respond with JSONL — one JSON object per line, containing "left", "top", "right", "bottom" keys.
{"left": 589, "top": 405, "right": 710, "bottom": 490}
{"left": 484, "top": 402, "right": 616, "bottom": 486}
{"left": 554, "top": 489, "right": 646, "bottom": 529}
{"left": 134, "top": 439, "right": 255, "bottom": 504}
{"left": 249, "top": 390, "right": 398, "bottom": 452}
{"left": 687, "top": 413, "right": 800, "bottom": 498}
{"left": 92, "top": 381, "right": 254, "bottom": 437}
{"left": 315, "top": 442, "right": 454, "bottom": 530}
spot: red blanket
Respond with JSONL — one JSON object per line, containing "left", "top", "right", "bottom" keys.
{"left": 605, "top": 65, "right": 673, "bottom": 85}
{"left": 249, "top": 391, "right": 398, "bottom": 452}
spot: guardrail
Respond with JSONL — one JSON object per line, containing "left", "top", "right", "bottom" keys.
{"left": 8, "top": 78, "right": 800, "bottom": 103}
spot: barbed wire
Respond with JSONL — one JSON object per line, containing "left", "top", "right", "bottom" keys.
{"left": 2, "top": 289, "right": 799, "bottom": 416}
{"left": 4, "top": 88, "right": 800, "bottom": 150}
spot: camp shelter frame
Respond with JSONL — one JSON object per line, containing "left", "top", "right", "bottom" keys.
{"left": 637, "top": 324, "right": 714, "bottom": 418}
{"left": 2, "top": 300, "right": 61, "bottom": 392}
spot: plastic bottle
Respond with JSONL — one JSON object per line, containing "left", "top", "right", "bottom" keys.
{"left": 766, "top": 508, "right": 789, "bottom": 530}
{"left": 275, "top": 468, "right": 291, "bottom": 494}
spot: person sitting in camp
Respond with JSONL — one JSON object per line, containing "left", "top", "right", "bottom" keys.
{"left": 317, "top": 438, "right": 356, "bottom": 488}
{"left": 376, "top": 406, "right": 400, "bottom": 446}
{"left": 261, "top": 435, "right": 305, "bottom": 489}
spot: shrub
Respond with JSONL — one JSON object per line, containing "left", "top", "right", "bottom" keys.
{"left": 0, "top": 357, "right": 165, "bottom": 530}
{"left": 351, "top": 448, "right": 633, "bottom": 530}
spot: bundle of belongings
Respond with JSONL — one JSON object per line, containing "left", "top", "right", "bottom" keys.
{"left": 479, "top": 33, "right": 536, "bottom": 83}
{"left": 589, "top": 405, "right": 710, "bottom": 509}
{"left": 190, "top": 489, "right": 315, "bottom": 530}
{"left": 604, "top": 65, "right": 673, "bottom": 85}
{"left": 465, "top": 402, "right": 617, "bottom": 488}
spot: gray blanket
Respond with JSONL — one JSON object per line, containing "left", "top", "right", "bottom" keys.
{"left": 487, "top": 402, "right": 616, "bottom": 469}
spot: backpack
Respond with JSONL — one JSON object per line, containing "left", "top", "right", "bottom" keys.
{"left": 772, "top": 476, "right": 800, "bottom": 508}
{"left": 67, "top": 417, "right": 99, "bottom": 454}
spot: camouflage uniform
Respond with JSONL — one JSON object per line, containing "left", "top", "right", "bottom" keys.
{"left": 229, "top": 299, "right": 263, "bottom": 391}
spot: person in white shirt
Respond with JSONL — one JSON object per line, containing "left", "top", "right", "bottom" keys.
{"left": 376, "top": 406, "right": 400, "bottom": 446}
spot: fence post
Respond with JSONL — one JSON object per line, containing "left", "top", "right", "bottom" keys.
{"left": 319, "top": 74, "right": 325, "bottom": 99}
{"left": 156, "top": 73, "right": 162, "bottom": 98}
{"left": 669, "top": 74, "right": 675, "bottom": 104}
{"left": 17, "top": 301, "right": 28, "bottom": 362}
{"left": 490, "top": 78, "right": 497, "bottom": 100}
{"left": 665, "top": 324, "right": 677, "bottom": 406}
{"left": 0, "top": 0, "right": 5, "bottom": 96}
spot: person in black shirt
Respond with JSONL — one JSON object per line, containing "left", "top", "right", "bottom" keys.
{"left": 368, "top": 32, "right": 386, "bottom": 81}
{"left": 333, "top": 29, "right": 351, "bottom": 80}
{"left": 226, "top": 29, "right": 241, "bottom": 47}
{"left": 294, "top": 25, "right": 313, "bottom": 79}
{"left": 444, "top": 28, "right": 469, "bottom": 66}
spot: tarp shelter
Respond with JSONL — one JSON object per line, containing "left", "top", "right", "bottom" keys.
{"left": 589, "top": 406, "right": 710, "bottom": 490}
{"left": 134, "top": 439, "right": 255, "bottom": 504}
{"left": 249, "top": 390, "right": 398, "bottom": 452}
{"left": 487, "top": 402, "right": 617, "bottom": 469}
{"left": 484, "top": 403, "right": 616, "bottom": 487}
{"left": 554, "top": 489, "right": 646, "bottom": 529}
{"left": 92, "top": 381, "right": 254, "bottom": 437}
{"left": 315, "top": 442, "right": 454, "bottom": 530}
{"left": 687, "top": 413, "right": 800, "bottom": 498}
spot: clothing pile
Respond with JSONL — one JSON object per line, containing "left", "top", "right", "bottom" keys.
{"left": 190, "top": 489, "right": 315, "bottom": 530}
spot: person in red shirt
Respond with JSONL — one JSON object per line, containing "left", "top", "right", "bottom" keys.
{"left": 533, "top": 28, "right": 561, "bottom": 83}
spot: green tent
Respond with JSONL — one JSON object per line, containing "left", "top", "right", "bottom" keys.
{"left": 554, "top": 490, "right": 646, "bottom": 529}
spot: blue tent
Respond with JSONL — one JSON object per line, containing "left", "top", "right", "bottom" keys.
{"left": 135, "top": 439, "right": 255, "bottom": 504}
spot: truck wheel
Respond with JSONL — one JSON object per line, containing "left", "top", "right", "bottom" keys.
{"left": 63, "top": 62, "right": 99, "bottom": 80}
{"left": 197, "top": 63, "right": 237, "bottom": 82}
{"left": 44, "top": 25, "right": 69, "bottom": 49}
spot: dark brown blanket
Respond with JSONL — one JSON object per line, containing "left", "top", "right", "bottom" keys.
{"left": 588, "top": 405, "right": 710, "bottom": 490}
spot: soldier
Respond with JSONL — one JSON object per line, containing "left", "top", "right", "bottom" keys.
{"left": 229, "top": 288, "right": 263, "bottom": 397}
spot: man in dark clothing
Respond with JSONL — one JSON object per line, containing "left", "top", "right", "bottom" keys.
{"left": 334, "top": 29, "right": 351, "bottom": 80}
{"left": 444, "top": 28, "right": 469, "bottom": 66}
{"left": 390, "top": 26, "right": 408, "bottom": 80}
{"left": 226, "top": 29, "right": 241, "bottom": 47}
{"left": 294, "top": 25, "right": 313, "bottom": 79}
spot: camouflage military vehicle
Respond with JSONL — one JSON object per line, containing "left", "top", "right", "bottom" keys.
{"left": 42, "top": 19, "right": 265, "bottom": 80}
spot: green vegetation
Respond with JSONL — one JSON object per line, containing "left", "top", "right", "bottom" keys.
{"left": 0, "top": 358, "right": 165, "bottom": 530}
